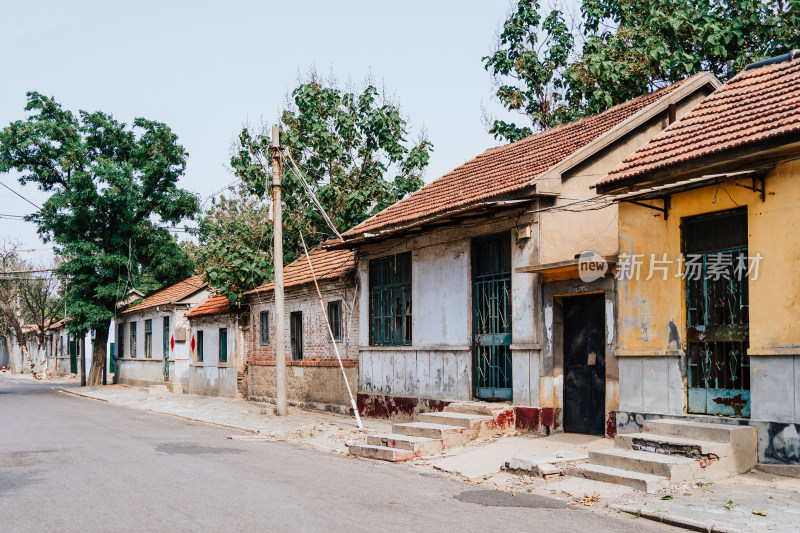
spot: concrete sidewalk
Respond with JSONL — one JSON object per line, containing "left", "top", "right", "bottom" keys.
{"left": 61, "top": 384, "right": 392, "bottom": 455}
{"left": 63, "top": 383, "right": 800, "bottom": 532}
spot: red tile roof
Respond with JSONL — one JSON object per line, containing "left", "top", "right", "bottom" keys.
{"left": 341, "top": 77, "right": 697, "bottom": 239}
{"left": 122, "top": 275, "right": 206, "bottom": 315}
{"left": 186, "top": 295, "right": 234, "bottom": 318}
{"left": 598, "top": 54, "right": 800, "bottom": 189}
{"left": 245, "top": 247, "right": 355, "bottom": 296}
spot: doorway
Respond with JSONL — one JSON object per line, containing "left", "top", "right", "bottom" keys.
{"left": 472, "top": 232, "right": 512, "bottom": 400}
{"left": 563, "top": 293, "right": 606, "bottom": 435}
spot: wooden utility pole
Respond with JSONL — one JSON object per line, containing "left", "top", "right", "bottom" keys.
{"left": 272, "top": 125, "right": 288, "bottom": 416}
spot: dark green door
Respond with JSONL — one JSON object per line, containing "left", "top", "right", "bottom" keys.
{"left": 472, "top": 233, "right": 512, "bottom": 400}
{"left": 162, "top": 317, "right": 170, "bottom": 381}
{"left": 685, "top": 208, "right": 750, "bottom": 417}
{"left": 69, "top": 339, "right": 78, "bottom": 374}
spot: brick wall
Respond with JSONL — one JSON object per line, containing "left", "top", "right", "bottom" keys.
{"left": 246, "top": 278, "right": 359, "bottom": 407}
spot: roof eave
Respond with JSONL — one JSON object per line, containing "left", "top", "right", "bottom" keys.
{"left": 533, "top": 73, "right": 722, "bottom": 191}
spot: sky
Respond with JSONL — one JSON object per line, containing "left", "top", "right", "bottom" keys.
{"left": 0, "top": 0, "right": 542, "bottom": 264}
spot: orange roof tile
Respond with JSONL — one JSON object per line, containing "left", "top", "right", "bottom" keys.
{"left": 245, "top": 247, "right": 355, "bottom": 296}
{"left": 122, "top": 275, "right": 206, "bottom": 315}
{"left": 341, "top": 77, "right": 696, "bottom": 240}
{"left": 186, "top": 295, "right": 234, "bottom": 318}
{"left": 598, "top": 53, "right": 800, "bottom": 189}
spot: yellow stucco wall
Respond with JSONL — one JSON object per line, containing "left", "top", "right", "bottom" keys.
{"left": 616, "top": 159, "right": 800, "bottom": 356}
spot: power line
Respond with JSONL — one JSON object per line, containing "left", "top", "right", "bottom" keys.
{"left": 0, "top": 180, "right": 41, "bottom": 210}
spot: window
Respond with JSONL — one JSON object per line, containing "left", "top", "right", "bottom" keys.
{"left": 117, "top": 323, "right": 125, "bottom": 358}
{"left": 144, "top": 319, "right": 152, "bottom": 358}
{"left": 130, "top": 322, "right": 137, "bottom": 358}
{"left": 260, "top": 311, "right": 270, "bottom": 345}
{"left": 369, "top": 252, "right": 412, "bottom": 345}
{"left": 197, "top": 331, "right": 204, "bottom": 362}
{"left": 219, "top": 328, "right": 228, "bottom": 363}
{"left": 290, "top": 311, "right": 303, "bottom": 360}
{"left": 162, "top": 316, "right": 170, "bottom": 358}
{"left": 327, "top": 301, "right": 342, "bottom": 341}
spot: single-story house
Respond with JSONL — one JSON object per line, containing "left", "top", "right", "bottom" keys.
{"left": 595, "top": 51, "right": 800, "bottom": 463}
{"left": 116, "top": 275, "right": 209, "bottom": 392}
{"left": 330, "top": 73, "right": 719, "bottom": 434}
{"left": 245, "top": 246, "right": 358, "bottom": 412}
{"left": 185, "top": 295, "right": 248, "bottom": 398}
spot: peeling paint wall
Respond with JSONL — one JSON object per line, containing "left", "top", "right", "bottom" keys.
{"left": 616, "top": 159, "right": 800, "bottom": 427}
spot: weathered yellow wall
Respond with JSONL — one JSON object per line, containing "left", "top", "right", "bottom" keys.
{"left": 616, "top": 159, "right": 800, "bottom": 356}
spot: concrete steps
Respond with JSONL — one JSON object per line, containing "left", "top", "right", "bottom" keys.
{"left": 348, "top": 406, "right": 508, "bottom": 463}
{"left": 569, "top": 418, "right": 757, "bottom": 493}
{"left": 567, "top": 464, "right": 670, "bottom": 493}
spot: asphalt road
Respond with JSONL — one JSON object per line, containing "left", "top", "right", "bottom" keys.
{"left": 0, "top": 375, "right": 674, "bottom": 532}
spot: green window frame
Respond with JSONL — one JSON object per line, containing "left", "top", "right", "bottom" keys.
{"left": 197, "top": 330, "right": 204, "bottom": 362}
{"left": 144, "top": 319, "right": 152, "bottom": 358}
{"left": 260, "top": 311, "right": 269, "bottom": 345}
{"left": 162, "top": 316, "right": 170, "bottom": 358}
{"left": 369, "top": 252, "right": 412, "bottom": 345}
{"left": 327, "top": 301, "right": 342, "bottom": 341}
{"left": 130, "top": 322, "right": 137, "bottom": 358}
{"left": 219, "top": 328, "right": 228, "bottom": 363}
{"left": 117, "top": 323, "right": 125, "bottom": 358}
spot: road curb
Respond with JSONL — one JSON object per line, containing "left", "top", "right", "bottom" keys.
{"left": 58, "top": 388, "right": 108, "bottom": 402}
{"left": 611, "top": 504, "right": 743, "bottom": 533}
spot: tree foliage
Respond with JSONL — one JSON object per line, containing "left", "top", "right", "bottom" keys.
{"left": 199, "top": 73, "right": 432, "bottom": 304}
{"left": 485, "top": 0, "right": 800, "bottom": 141}
{"left": 0, "top": 93, "right": 199, "bottom": 383}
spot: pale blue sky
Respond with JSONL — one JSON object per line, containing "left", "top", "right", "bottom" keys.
{"left": 0, "top": 0, "right": 557, "bottom": 262}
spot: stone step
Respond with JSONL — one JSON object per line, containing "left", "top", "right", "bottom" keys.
{"left": 617, "top": 432, "right": 731, "bottom": 458}
{"left": 418, "top": 411, "right": 493, "bottom": 429}
{"left": 347, "top": 444, "right": 415, "bottom": 462}
{"left": 367, "top": 433, "right": 444, "bottom": 456}
{"left": 567, "top": 464, "right": 669, "bottom": 493}
{"left": 589, "top": 449, "right": 698, "bottom": 481}
{"left": 644, "top": 419, "right": 756, "bottom": 444}
{"left": 392, "top": 422, "right": 467, "bottom": 448}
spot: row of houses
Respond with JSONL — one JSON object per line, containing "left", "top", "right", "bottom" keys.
{"left": 112, "top": 52, "right": 800, "bottom": 466}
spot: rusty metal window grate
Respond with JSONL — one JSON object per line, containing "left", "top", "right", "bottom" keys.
{"left": 290, "top": 311, "right": 303, "bottom": 360}
{"left": 369, "top": 252, "right": 412, "bottom": 345}
{"left": 129, "top": 322, "right": 137, "bottom": 358}
{"left": 144, "top": 319, "right": 152, "bottom": 358}
{"left": 117, "top": 323, "right": 125, "bottom": 358}
{"left": 683, "top": 208, "right": 750, "bottom": 417}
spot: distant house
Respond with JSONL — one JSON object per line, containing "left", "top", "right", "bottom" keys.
{"left": 185, "top": 295, "right": 247, "bottom": 398}
{"left": 595, "top": 52, "right": 800, "bottom": 464}
{"left": 330, "top": 73, "right": 718, "bottom": 433}
{"left": 245, "top": 246, "right": 358, "bottom": 412}
{"left": 116, "top": 275, "right": 209, "bottom": 392}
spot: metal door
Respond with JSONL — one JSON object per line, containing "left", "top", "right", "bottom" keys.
{"left": 162, "top": 316, "right": 170, "bottom": 381}
{"left": 684, "top": 208, "right": 750, "bottom": 417}
{"left": 472, "top": 233, "right": 512, "bottom": 400}
{"left": 69, "top": 338, "right": 78, "bottom": 374}
{"left": 563, "top": 294, "right": 606, "bottom": 435}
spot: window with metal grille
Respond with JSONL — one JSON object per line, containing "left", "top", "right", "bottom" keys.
{"left": 219, "top": 328, "right": 227, "bottom": 363}
{"left": 260, "top": 311, "right": 269, "bottom": 345}
{"left": 290, "top": 311, "right": 303, "bottom": 360}
{"left": 197, "top": 330, "right": 204, "bottom": 362}
{"left": 130, "top": 322, "right": 137, "bottom": 358}
{"left": 117, "top": 323, "right": 125, "bottom": 358}
{"left": 144, "top": 319, "right": 152, "bottom": 358}
{"left": 328, "top": 301, "right": 342, "bottom": 341}
{"left": 369, "top": 252, "right": 412, "bottom": 345}
{"left": 162, "top": 317, "right": 170, "bottom": 358}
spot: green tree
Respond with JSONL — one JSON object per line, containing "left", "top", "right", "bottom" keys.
{"left": 0, "top": 92, "right": 199, "bottom": 384}
{"left": 485, "top": 0, "right": 800, "bottom": 141}
{"left": 200, "top": 72, "right": 432, "bottom": 304}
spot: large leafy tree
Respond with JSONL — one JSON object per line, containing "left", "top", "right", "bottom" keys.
{"left": 0, "top": 92, "right": 198, "bottom": 384}
{"left": 200, "top": 72, "right": 432, "bottom": 304}
{"left": 485, "top": 0, "right": 800, "bottom": 141}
